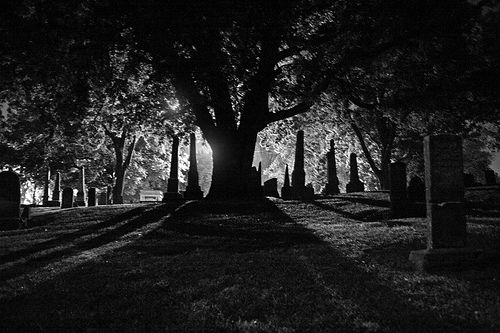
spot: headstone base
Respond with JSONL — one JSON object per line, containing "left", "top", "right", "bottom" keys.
{"left": 0, "top": 217, "right": 21, "bottom": 230}
{"left": 281, "top": 186, "right": 293, "bottom": 200}
{"left": 322, "top": 183, "right": 340, "bottom": 195}
{"left": 281, "top": 186, "right": 314, "bottom": 200}
{"left": 407, "top": 202, "right": 426, "bottom": 217}
{"left": 44, "top": 200, "right": 61, "bottom": 207}
{"left": 427, "top": 202, "right": 467, "bottom": 248}
{"left": 294, "top": 186, "right": 315, "bottom": 200}
{"left": 162, "top": 192, "right": 183, "bottom": 201}
{"left": 409, "top": 247, "right": 484, "bottom": 273}
{"left": 184, "top": 186, "right": 204, "bottom": 200}
{"left": 390, "top": 200, "right": 409, "bottom": 218}
{"left": 263, "top": 178, "right": 280, "bottom": 198}
{"left": 346, "top": 181, "right": 365, "bottom": 193}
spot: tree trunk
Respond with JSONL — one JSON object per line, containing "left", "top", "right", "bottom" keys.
{"left": 114, "top": 165, "right": 125, "bottom": 204}
{"left": 378, "top": 145, "right": 392, "bottom": 190}
{"left": 112, "top": 136, "right": 136, "bottom": 204}
{"left": 206, "top": 131, "right": 258, "bottom": 199}
{"left": 112, "top": 144, "right": 125, "bottom": 204}
{"left": 350, "top": 115, "right": 396, "bottom": 190}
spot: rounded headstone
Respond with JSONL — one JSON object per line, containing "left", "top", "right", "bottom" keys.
{"left": 0, "top": 170, "right": 21, "bottom": 230}
{"left": 61, "top": 187, "right": 74, "bottom": 208}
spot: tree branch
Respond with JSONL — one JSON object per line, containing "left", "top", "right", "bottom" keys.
{"left": 265, "top": 101, "right": 314, "bottom": 125}
{"left": 171, "top": 65, "right": 216, "bottom": 135}
{"left": 350, "top": 120, "right": 381, "bottom": 176}
{"left": 154, "top": 48, "right": 217, "bottom": 136}
{"left": 102, "top": 123, "right": 117, "bottom": 141}
{"left": 194, "top": 41, "right": 237, "bottom": 132}
{"left": 123, "top": 135, "right": 136, "bottom": 170}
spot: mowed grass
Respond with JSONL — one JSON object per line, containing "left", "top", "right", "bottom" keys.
{"left": 1, "top": 204, "right": 150, "bottom": 254}
{"left": 0, "top": 197, "right": 499, "bottom": 332}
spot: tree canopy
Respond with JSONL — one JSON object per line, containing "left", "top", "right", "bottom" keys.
{"left": 1, "top": 0, "right": 499, "bottom": 199}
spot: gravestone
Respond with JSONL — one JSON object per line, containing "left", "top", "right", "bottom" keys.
{"left": 52, "top": 172, "right": 61, "bottom": 201}
{"left": 291, "top": 131, "right": 306, "bottom": 189}
{"left": 484, "top": 169, "right": 497, "bottom": 185}
{"left": 43, "top": 167, "right": 50, "bottom": 205}
{"left": 463, "top": 173, "right": 475, "bottom": 187}
{"left": 389, "top": 162, "right": 407, "bottom": 218}
{"left": 346, "top": 153, "right": 365, "bottom": 193}
{"left": 264, "top": 178, "right": 280, "bottom": 198}
{"left": 98, "top": 191, "right": 107, "bottom": 205}
{"left": 0, "top": 170, "right": 22, "bottom": 230}
{"left": 163, "top": 136, "right": 183, "bottom": 201}
{"left": 106, "top": 186, "right": 113, "bottom": 205}
{"left": 184, "top": 133, "right": 204, "bottom": 199}
{"left": 281, "top": 165, "right": 293, "bottom": 200}
{"left": 61, "top": 187, "right": 74, "bottom": 208}
{"left": 290, "top": 131, "right": 314, "bottom": 200}
{"left": 75, "top": 167, "right": 87, "bottom": 207}
{"left": 407, "top": 176, "right": 425, "bottom": 202}
{"left": 247, "top": 163, "right": 263, "bottom": 197}
{"left": 323, "top": 139, "right": 340, "bottom": 195}
{"left": 257, "top": 161, "right": 262, "bottom": 192}
{"left": 409, "top": 134, "right": 483, "bottom": 272}
{"left": 88, "top": 188, "right": 97, "bottom": 206}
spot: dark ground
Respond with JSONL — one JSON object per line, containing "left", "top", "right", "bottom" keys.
{"left": 1, "top": 192, "right": 499, "bottom": 332}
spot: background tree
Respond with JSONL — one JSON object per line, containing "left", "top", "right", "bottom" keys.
{"left": 86, "top": 42, "right": 184, "bottom": 203}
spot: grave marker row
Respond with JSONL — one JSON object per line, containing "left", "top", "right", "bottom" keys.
{"left": 163, "top": 134, "right": 205, "bottom": 201}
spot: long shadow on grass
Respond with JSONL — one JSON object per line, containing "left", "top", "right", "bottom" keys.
{"left": 0, "top": 203, "right": 181, "bottom": 282}
{"left": 330, "top": 195, "right": 391, "bottom": 207}
{"left": 0, "top": 199, "right": 493, "bottom": 332}
{"left": 0, "top": 206, "right": 149, "bottom": 265}
{"left": 310, "top": 199, "right": 390, "bottom": 222}
{"left": 131, "top": 199, "right": 483, "bottom": 331}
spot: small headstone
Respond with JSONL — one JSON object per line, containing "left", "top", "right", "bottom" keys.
{"left": 163, "top": 136, "right": 183, "bottom": 201}
{"left": 389, "top": 162, "right": 407, "bottom": 218}
{"left": 61, "top": 187, "right": 74, "bottom": 209}
{"left": 0, "top": 170, "right": 22, "bottom": 230}
{"left": 88, "top": 188, "right": 97, "bottom": 206}
{"left": 323, "top": 139, "right": 340, "bottom": 195}
{"left": 484, "top": 168, "right": 497, "bottom": 185}
{"left": 98, "top": 191, "right": 107, "bottom": 205}
{"left": 281, "top": 165, "right": 293, "bottom": 200}
{"left": 184, "top": 133, "right": 204, "bottom": 200}
{"left": 463, "top": 173, "right": 475, "bottom": 187}
{"left": 407, "top": 176, "right": 425, "bottom": 202}
{"left": 106, "top": 186, "right": 113, "bottom": 205}
{"left": 247, "top": 164, "right": 263, "bottom": 197}
{"left": 139, "top": 190, "right": 163, "bottom": 202}
{"left": 346, "top": 153, "right": 365, "bottom": 193}
{"left": 291, "top": 131, "right": 306, "bottom": 189}
{"left": 264, "top": 178, "right": 280, "bottom": 198}
{"left": 409, "top": 135, "right": 483, "bottom": 272}
{"left": 257, "top": 162, "right": 262, "bottom": 187}
{"left": 290, "top": 131, "right": 314, "bottom": 200}
{"left": 75, "top": 167, "right": 87, "bottom": 207}
{"left": 52, "top": 172, "right": 61, "bottom": 201}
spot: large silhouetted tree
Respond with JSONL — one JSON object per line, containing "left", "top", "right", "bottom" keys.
{"left": 101, "top": 0, "right": 489, "bottom": 198}
{"left": 3, "top": 0, "right": 499, "bottom": 198}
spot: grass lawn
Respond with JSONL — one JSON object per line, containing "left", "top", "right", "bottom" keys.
{"left": 0, "top": 196, "right": 499, "bottom": 332}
